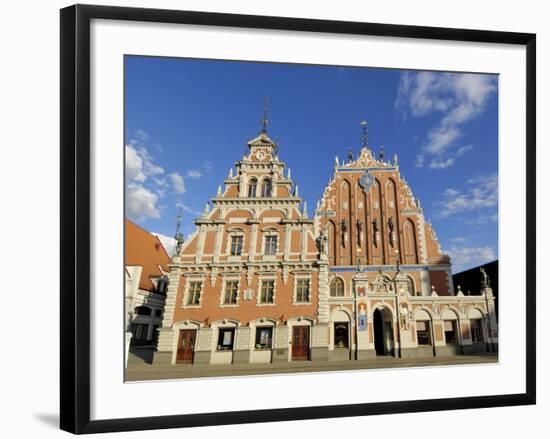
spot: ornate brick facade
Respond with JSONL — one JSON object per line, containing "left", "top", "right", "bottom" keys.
{"left": 153, "top": 123, "right": 498, "bottom": 366}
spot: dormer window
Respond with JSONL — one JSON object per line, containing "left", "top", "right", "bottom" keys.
{"left": 261, "top": 179, "right": 272, "bottom": 197}
{"left": 247, "top": 178, "right": 257, "bottom": 197}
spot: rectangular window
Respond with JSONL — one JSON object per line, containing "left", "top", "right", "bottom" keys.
{"left": 470, "top": 319, "right": 482, "bottom": 342}
{"left": 217, "top": 328, "right": 235, "bottom": 351}
{"left": 254, "top": 327, "right": 273, "bottom": 350}
{"left": 264, "top": 235, "right": 277, "bottom": 255}
{"left": 259, "top": 280, "right": 275, "bottom": 303}
{"left": 230, "top": 235, "right": 243, "bottom": 256}
{"left": 444, "top": 320, "right": 457, "bottom": 344}
{"left": 416, "top": 321, "right": 431, "bottom": 345}
{"left": 223, "top": 280, "right": 239, "bottom": 304}
{"left": 186, "top": 281, "right": 202, "bottom": 305}
{"left": 131, "top": 323, "right": 149, "bottom": 341}
{"left": 295, "top": 278, "right": 310, "bottom": 303}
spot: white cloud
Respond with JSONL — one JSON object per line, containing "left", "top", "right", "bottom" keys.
{"left": 187, "top": 169, "right": 202, "bottom": 179}
{"left": 176, "top": 202, "right": 202, "bottom": 217}
{"left": 125, "top": 134, "right": 167, "bottom": 221}
{"left": 445, "top": 245, "right": 496, "bottom": 272}
{"left": 169, "top": 172, "right": 186, "bottom": 194}
{"left": 134, "top": 129, "right": 150, "bottom": 142}
{"left": 396, "top": 71, "right": 496, "bottom": 169}
{"left": 436, "top": 174, "right": 498, "bottom": 218}
{"left": 429, "top": 144, "right": 473, "bottom": 169}
{"left": 153, "top": 232, "right": 177, "bottom": 256}
{"left": 451, "top": 237, "right": 468, "bottom": 243}
{"left": 126, "top": 182, "right": 161, "bottom": 221}
{"left": 125, "top": 144, "right": 146, "bottom": 182}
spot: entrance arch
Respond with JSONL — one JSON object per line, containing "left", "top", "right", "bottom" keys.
{"left": 373, "top": 307, "right": 394, "bottom": 356}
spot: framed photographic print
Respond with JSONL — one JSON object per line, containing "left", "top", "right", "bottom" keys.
{"left": 60, "top": 4, "right": 536, "bottom": 434}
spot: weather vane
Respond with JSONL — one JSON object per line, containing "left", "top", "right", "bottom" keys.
{"left": 360, "top": 120, "right": 368, "bottom": 148}
{"left": 260, "top": 96, "right": 269, "bottom": 133}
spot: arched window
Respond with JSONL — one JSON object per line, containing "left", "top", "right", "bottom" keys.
{"left": 247, "top": 178, "right": 257, "bottom": 197}
{"left": 330, "top": 277, "right": 345, "bottom": 297}
{"left": 261, "top": 179, "right": 272, "bottom": 197}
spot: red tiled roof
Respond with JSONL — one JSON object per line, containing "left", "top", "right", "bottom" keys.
{"left": 125, "top": 219, "right": 170, "bottom": 291}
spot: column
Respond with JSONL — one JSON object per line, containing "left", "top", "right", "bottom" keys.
{"left": 248, "top": 223, "right": 258, "bottom": 262}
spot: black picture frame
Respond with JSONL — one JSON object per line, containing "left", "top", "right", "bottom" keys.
{"left": 60, "top": 4, "right": 536, "bottom": 434}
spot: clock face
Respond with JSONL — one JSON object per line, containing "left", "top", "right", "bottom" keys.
{"left": 359, "top": 171, "right": 375, "bottom": 193}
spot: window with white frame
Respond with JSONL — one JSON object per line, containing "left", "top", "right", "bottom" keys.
{"left": 230, "top": 235, "right": 244, "bottom": 256}
{"left": 259, "top": 280, "right": 275, "bottom": 304}
{"left": 222, "top": 280, "right": 239, "bottom": 305}
{"left": 295, "top": 278, "right": 310, "bottom": 303}
{"left": 185, "top": 281, "right": 202, "bottom": 306}
{"left": 264, "top": 235, "right": 277, "bottom": 255}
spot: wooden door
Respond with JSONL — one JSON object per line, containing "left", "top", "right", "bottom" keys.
{"left": 292, "top": 326, "right": 310, "bottom": 360}
{"left": 176, "top": 329, "right": 196, "bottom": 364}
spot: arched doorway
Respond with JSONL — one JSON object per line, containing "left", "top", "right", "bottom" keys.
{"left": 373, "top": 307, "right": 394, "bottom": 356}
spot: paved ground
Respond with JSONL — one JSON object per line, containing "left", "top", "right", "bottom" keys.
{"left": 125, "top": 349, "right": 498, "bottom": 381}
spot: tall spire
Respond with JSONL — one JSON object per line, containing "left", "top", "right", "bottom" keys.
{"left": 260, "top": 96, "right": 269, "bottom": 134}
{"left": 360, "top": 120, "right": 369, "bottom": 148}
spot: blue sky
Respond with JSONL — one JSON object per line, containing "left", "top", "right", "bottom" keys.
{"left": 125, "top": 56, "right": 498, "bottom": 273}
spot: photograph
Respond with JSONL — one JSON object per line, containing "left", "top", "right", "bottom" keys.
{"left": 123, "top": 56, "right": 499, "bottom": 381}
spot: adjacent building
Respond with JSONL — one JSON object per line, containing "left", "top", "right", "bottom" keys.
{"left": 152, "top": 120, "right": 498, "bottom": 366}
{"left": 125, "top": 219, "right": 170, "bottom": 346}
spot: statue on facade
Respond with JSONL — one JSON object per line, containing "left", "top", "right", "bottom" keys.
{"left": 340, "top": 218, "right": 348, "bottom": 248}
{"left": 372, "top": 217, "right": 379, "bottom": 246}
{"left": 388, "top": 216, "right": 395, "bottom": 246}
{"left": 175, "top": 232, "right": 185, "bottom": 256}
{"left": 480, "top": 267, "right": 491, "bottom": 288}
{"left": 356, "top": 219, "right": 363, "bottom": 246}
{"left": 316, "top": 229, "right": 329, "bottom": 256}
{"left": 400, "top": 304, "right": 410, "bottom": 330}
